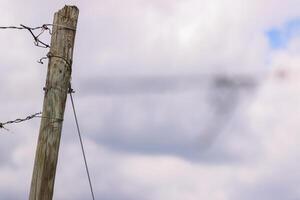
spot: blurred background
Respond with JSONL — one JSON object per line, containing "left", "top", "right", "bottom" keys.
{"left": 0, "top": 0, "right": 300, "bottom": 199}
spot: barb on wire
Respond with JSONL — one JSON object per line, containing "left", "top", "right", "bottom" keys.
{"left": 0, "top": 112, "right": 42, "bottom": 131}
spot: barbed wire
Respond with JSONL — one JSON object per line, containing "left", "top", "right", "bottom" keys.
{"left": 0, "top": 112, "right": 42, "bottom": 131}
{"left": 0, "top": 23, "right": 77, "bottom": 64}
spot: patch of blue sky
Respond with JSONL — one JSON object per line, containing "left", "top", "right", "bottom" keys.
{"left": 266, "top": 18, "right": 300, "bottom": 49}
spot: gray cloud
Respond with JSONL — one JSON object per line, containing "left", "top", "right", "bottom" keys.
{"left": 79, "top": 74, "right": 256, "bottom": 95}
{"left": 73, "top": 75, "right": 258, "bottom": 163}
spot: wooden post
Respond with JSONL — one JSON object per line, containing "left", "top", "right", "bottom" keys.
{"left": 29, "top": 6, "right": 79, "bottom": 200}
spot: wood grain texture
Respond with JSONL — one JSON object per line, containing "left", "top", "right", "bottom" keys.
{"left": 29, "top": 6, "right": 79, "bottom": 200}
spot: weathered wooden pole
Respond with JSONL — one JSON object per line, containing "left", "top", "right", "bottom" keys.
{"left": 29, "top": 6, "right": 79, "bottom": 200}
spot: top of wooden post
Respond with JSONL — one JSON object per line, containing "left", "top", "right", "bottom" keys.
{"left": 56, "top": 5, "right": 79, "bottom": 18}
{"left": 50, "top": 5, "right": 79, "bottom": 70}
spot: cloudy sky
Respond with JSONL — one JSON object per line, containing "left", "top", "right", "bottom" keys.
{"left": 0, "top": 0, "right": 300, "bottom": 199}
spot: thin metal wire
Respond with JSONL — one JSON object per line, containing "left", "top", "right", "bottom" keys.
{"left": 38, "top": 51, "right": 73, "bottom": 66}
{"left": 0, "top": 24, "right": 51, "bottom": 48}
{"left": 69, "top": 87, "right": 96, "bottom": 200}
{"left": 20, "top": 24, "right": 50, "bottom": 48}
{"left": 0, "top": 25, "right": 45, "bottom": 30}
